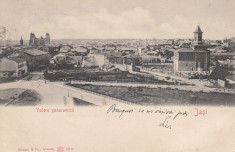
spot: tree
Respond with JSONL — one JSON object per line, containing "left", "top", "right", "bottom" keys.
{"left": 210, "top": 66, "right": 230, "bottom": 80}
{"left": 164, "top": 49, "right": 174, "bottom": 59}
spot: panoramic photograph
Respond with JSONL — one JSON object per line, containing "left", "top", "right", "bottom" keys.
{"left": 0, "top": 0, "right": 235, "bottom": 107}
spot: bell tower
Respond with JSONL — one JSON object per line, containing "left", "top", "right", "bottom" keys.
{"left": 193, "top": 25, "right": 203, "bottom": 45}
{"left": 20, "top": 36, "right": 23, "bottom": 46}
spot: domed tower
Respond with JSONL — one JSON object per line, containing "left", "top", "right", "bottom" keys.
{"left": 45, "top": 33, "right": 50, "bottom": 44}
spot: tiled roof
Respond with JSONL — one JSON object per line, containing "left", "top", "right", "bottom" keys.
{"left": 24, "top": 49, "right": 49, "bottom": 56}
{"left": 124, "top": 54, "right": 141, "bottom": 58}
{"left": 109, "top": 52, "right": 122, "bottom": 57}
{"left": 177, "top": 48, "right": 194, "bottom": 52}
{"left": 8, "top": 57, "right": 26, "bottom": 63}
{"left": 177, "top": 48, "right": 208, "bottom": 52}
{"left": 212, "top": 53, "right": 235, "bottom": 56}
{"left": 142, "top": 55, "right": 158, "bottom": 59}
{"left": 0, "top": 58, "right": 17, "bottom": 71}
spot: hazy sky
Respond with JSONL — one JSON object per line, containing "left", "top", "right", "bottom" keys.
{"left": 0, "top": 0, "right": 235, "bottom": 40}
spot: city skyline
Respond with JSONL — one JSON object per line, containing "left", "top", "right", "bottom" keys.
{"left": 1, "top": 0, "right": 235, "bottom": 40}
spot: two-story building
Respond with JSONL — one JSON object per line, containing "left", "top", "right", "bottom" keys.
{"left": 18, "top": 49, "right": 50, "bottom": 71}
{"left": 0, "top": 57, "right": 28, "bottom": 78}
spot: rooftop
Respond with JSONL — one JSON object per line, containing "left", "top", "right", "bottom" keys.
{"left": 24, "top": 49, "right": 49, "bottom": 56}
{"left": 8, "top": 57, "right": 26, "bottom": 63}
{"left": 226, "top": 75, "right": 235, "bottom": 81}
{"left": 0, "top": 58, "right": 18, "bottom": 71}
{"left": 108, "top": 52, "right": 122, "bottom": 57}
{"left": 177, "top": 48, "right": 208, "bottom": 53}
{"left": 194, "top": 25, "right": 203, "bottom": 33}
{"left": 124, "top": 54, "right": 141, "bottom": 59}
{"left": 212, "top": 52, "right": 235, "bottom": 56}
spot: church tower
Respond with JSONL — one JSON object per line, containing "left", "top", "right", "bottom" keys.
{"left": 29, "top": 33, "right": 36, "bottom": 45}
{"left": 193, "top": 25, "right": 203, "bottom": 45}
{"left": 45, "top": 33, "right": 50, "bottom": 44}
{"left": 192, "top": 25, "right": 207, "bottom": 50}
{"left": 174, "top": 25, "right": 210, "bottom": 72}
{"left": 20, "top": 36, "right": 23, "bottom": 46}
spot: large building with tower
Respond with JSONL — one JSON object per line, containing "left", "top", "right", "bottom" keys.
{"left": 174, "top": 25, "right": 210, "bottom": 72}
{"left": 29, "top": 32, "right": 50, "bottom": 46}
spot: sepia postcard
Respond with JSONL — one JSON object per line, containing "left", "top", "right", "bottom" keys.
{"left": 0, "top": 0, "right": 235, "bottom": 151}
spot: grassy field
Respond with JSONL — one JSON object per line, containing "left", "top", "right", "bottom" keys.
{"left": 70, "top": 84, "right": 235, "bottom": 106}
{"left": 0, "top": 88, "right": 42, "bottom": 106}
{"left": 45, "top": 70, "right": 176, "bottom": 85}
